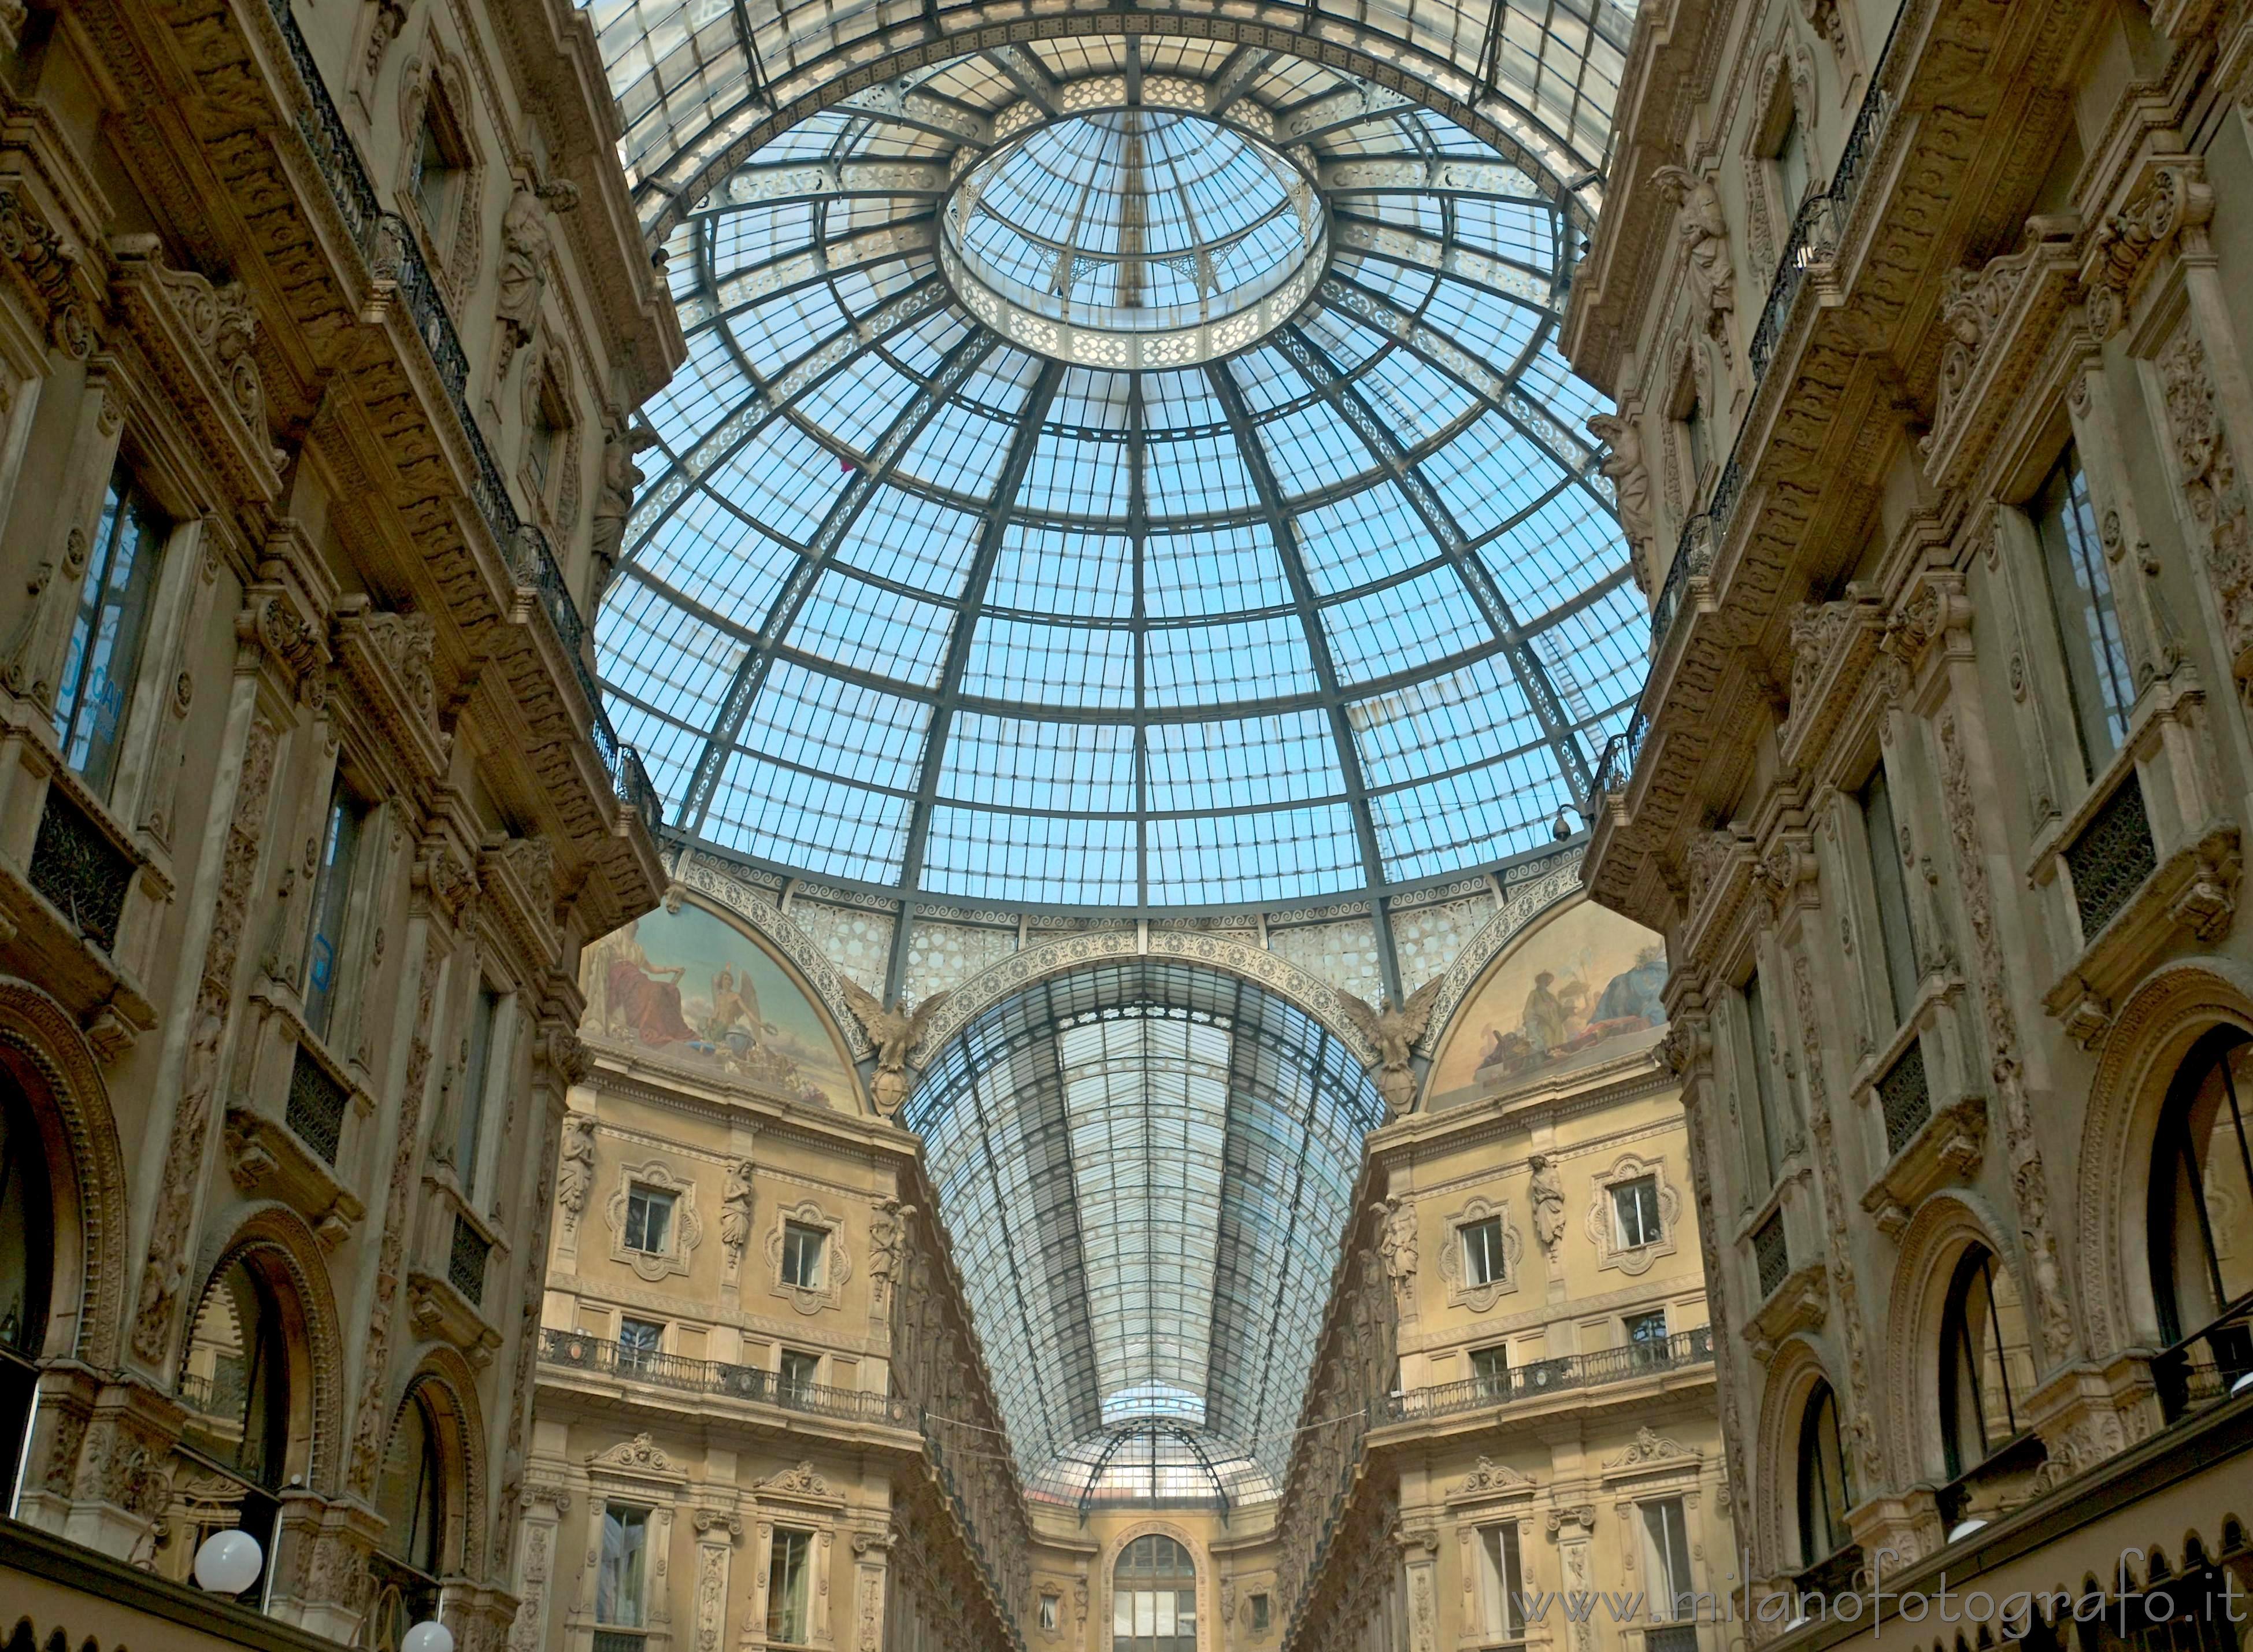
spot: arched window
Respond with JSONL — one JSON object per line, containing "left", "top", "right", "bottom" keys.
{"left": 377, "top": 1389, "right": 446, "bottom": 1575}
{"left": 1939, "top": 1245, "right": 2036, "bottom": 1480}
{"left": 2148, "top": 1031, "right": 2253, "bottom": 1344}
{"left": 0, "top": 1071, "right": 54, "bottom": 1495}
{"left": 176, "top": 1255, "right": 292, "bottom": 1596}
{"left": 1796, "top": 1379, "right": 1854, "bottom": 1566}
{"left": 365, "top": 1384, "right": 449, "bottom": 1649}
{"left": 181, "top": 1258, "right": 290, "bottom": 1486}
{"left": 1114, "top": 1535, "right": 1198, "bottom": 1652}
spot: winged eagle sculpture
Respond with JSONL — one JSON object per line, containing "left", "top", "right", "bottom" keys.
{"left": 1336, "top": 977, "right": 1444, "bottom": 1118}
{"left": 839, "top": 981, "right": 951, "bottom": 1117}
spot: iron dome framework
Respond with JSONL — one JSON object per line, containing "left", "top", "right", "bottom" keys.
{"left": 902, "top": 962, "right": 1387, "bottom": 1510}
{"left": 595, "top": 30, "right": 1642, "bottom": 910}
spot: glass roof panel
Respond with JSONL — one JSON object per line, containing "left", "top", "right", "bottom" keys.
{"left": 598, "top": 34, "right": 1629, "bottom": 908}
{"left": 905, "top": 964, "right": 1386, "bottom": 1505}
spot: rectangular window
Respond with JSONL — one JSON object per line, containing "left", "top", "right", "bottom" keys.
{"left": 1643, "top": 1499, "right": 1695, "bottom": 1621}
{"left": 300, "top": 779, "right": 368, "bottom": 1041}
{"left": 781, "top": 1221, "right": 827, "bottom": 1288}
{"left": 1614, "top": 1177, "right": 1664, "bottom": 1249}
{"left": 413, "top": 116, "right": 463, "bottom": 241}
{"left": 624, "top": 1184, "right": 676, "bottom": 1255}
{"left": 1741, "top": 972, "right": 1785, "bottom": 1190}
{"left": 768, "top": 1527, "right": 813, "bottom": 1644}
{"left": 457, "top": 986, "right": 504, "bottom": 1192}
{"left": 1625, "top": 1308, "right": 1669, "bottom": 1345}
{"left": 1773, "top": 112, "right": 1810, "bottom": 215}
{"left": 618, "top": 1316, "right": 664, "bottom": 1373}
{"left": 528, "top": 369, "right": 569, "bottom": 501}
{"left": 1040, "top": 1597, "right": 1061, "bottom": 1634}
{"left": 1477, "top": 1523, "right": 1526, "bottom": 1638}
{"left": 779, "top": 1347, "right": 820, "bottom": 1400}
{"left": 2035, "top": 446, "right": 2132, "bottom": 776}
{"left": 1250, "top": 1595, "right": 1270, "bottom": 1633}
{"left": 53, "top": 466, "right": 168, "bottom": 799}
{"left": 1858, "top": 765, "right": 1922, "bottom": 1027}
{"left": 1460, "top": 1216, "right": 1507, "bottom": 1287}
{"left": 597, "top": 1503, "right": 649, "bottom": 1626}
{"left": 1684, "top": 398, "right": 1710, "bottom": 492}
{"left": 1470, "top": 1344, "right": 1509, "bottom": 1397}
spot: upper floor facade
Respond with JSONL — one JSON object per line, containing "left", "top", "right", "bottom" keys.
{"left": 0, "top": 0, "right": 681, "bottom": 1645}
{"left": 1568, "top": 0, "right": 2253, "bottom": 1640}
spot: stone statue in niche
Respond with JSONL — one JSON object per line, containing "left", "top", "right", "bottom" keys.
{"left": 1651, "top": 166, "right": 1735, "bottom": 341}
{"left": 1529, "top": 1153, "right": 1566, "bottom": 1252}
{"left": 1586, "top": 413, "right": 1654, "bottom": 590}
{"left": 591, "top": 423, "right": 659, "bottom": 605}
{"left": 494, "top": 179, "right": 579, "bottom": 387}
{"left": 720, "top": 1156, "right": 756, "bottom": 1268}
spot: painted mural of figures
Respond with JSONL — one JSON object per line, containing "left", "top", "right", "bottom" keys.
{"left": 1594, "top": 944, "right": 1667, "bottom": 1028}
{"left": 596, "top": 919, "right": 695, "bottom": 1046}
{"left": 706, "top": 965, "right": 773, "bottom": 1048}
{"left": 1435, "top": 899, "right": 1673, "bottom": 1094}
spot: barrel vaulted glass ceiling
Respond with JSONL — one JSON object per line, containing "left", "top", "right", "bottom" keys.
{"left": 592, "top": 27, "right": 1640, "bottom": 909}
{"left": 905, "top": 964, "right": 1386, "bottom": 1508}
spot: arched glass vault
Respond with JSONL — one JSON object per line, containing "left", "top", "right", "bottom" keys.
{"left": 597, "top": 31, "right": 1640, "bottom": 910}
{"left": 902, "top": 962, "right": 1386, "bottom": 1510}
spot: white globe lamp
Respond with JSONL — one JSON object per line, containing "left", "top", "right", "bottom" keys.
{"left": 401, "top": 1623, "right": 455, "bottom": 1652}
{"left": 191, "top": 1528, "right": 264, "bottom": 1594}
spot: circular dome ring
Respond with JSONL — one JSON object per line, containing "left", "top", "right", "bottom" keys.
{"left": 942, "top": 106, "right": 1328, "bottom": 369}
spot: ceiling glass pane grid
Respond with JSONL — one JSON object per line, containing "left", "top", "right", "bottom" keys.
{"left": 903, "top": 963, "right": 1387, "bottom": 1507}
{"left": 598, "top": 33, "right": 1630, "bottom": 908}
{"left": 579, "top": 0, "right": 1637, "bottom": 214}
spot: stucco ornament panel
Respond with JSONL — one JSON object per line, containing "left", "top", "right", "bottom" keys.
{"left": 907, "top": 927, "right": 1378, "bottom": 1067}
{"left": 603, "top": 1158, "right": 703, "bottom": 1283}
{"left": 1602, "top": 1426, "right": 1698, "bottom": 1475}
{"left": 1582, "top": 1152, "right": 1681, "bottom": 1275}
{"left": 1435, "top": 1194, "right": 1523, "bottom": 1310}
{"left": 766, "top": 1198, "right": 853, "bottom": 1314}
{"left": 1448, "top": 1456, "right": 1536, "bottom": 1501}
{"left": 1934, "top": 710, "right": 2077, "bottom": 1364}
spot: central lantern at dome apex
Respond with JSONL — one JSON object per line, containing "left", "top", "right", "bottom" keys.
{"left": 940, "top": 103, "right": 1328, "bottom": 369}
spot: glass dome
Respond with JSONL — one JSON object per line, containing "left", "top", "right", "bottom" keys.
{"left": 600, "top": 35, "right": 1636, "bottom": 909}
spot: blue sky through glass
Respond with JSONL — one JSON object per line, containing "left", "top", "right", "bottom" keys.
{"left": 598, "top": 36, "right": 1635, "bottom": 909}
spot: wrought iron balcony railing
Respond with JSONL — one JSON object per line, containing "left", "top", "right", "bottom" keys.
{"left": 1647, "top": 2, "right": 1906, "bottom": 666}
{"left": 1587, "top": 708, "right": 1649, "bottom": 808}
{"left": 260, "top": 0, "right": 661, "bottom": 837}
{"left": 540, "top": 1329, "right": 918, "bottom": 1425}
{"left": 1377, "top": 1325, "right": 1714, "bottom": 1424}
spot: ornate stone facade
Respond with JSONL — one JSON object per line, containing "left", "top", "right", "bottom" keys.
{"left": 1570, "top": 0, "right": 2253, "bottom": 1638}
{"left": 0, "top": 0, "right": 678, "bottom": 1642}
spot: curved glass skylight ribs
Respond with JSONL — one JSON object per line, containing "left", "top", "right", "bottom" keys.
{"left": 581, "top": 0, "right": 1637, "bottom": 240}
{"left": 599, "top": 35, "right": 1637, "bottom": 909}
{"left": 904, "top": 963, "right": 1386, "bottom": 1509}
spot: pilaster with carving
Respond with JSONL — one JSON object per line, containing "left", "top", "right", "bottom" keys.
{"left": 692, "top": 1505, "right": 744, "bottom": 1652}
{"left": 508, "top": 1477, "right": 572, "bottom": 1652}
{"left": 1, "top": 357, "right": 127, "bottom": 712}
